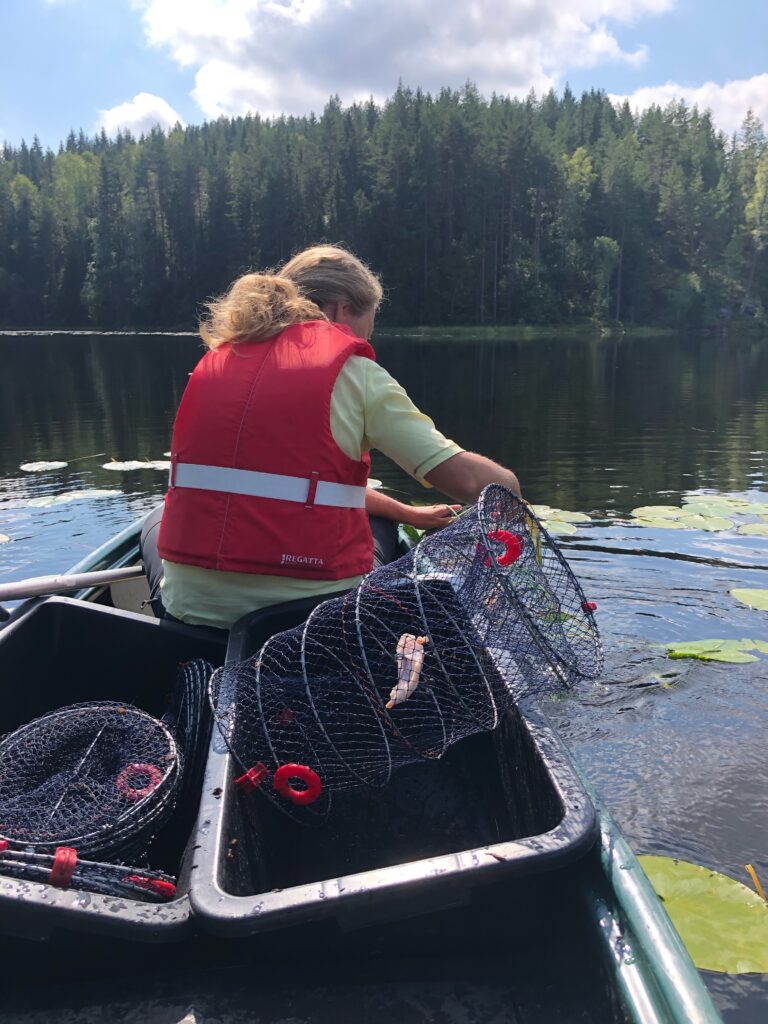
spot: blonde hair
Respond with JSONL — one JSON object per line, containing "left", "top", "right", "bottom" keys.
{"left": 199, "top": 244, "right": 383, "bottom": 350}
{"left": 279, "top": 244, "right": 383, "bottom": 315}
{"left": 199, "top": 274, "right": 321, "bottom": 349}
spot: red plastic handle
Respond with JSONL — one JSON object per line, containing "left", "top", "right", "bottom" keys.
{"left": 124, "top": 875, "right": 177, "bottom": 900}
{"left": 235, "top": 763, "right": 269, "bottom": 794}
{"left": 273, "top": 764, "right": 323, "bottom": 805}
{"left": 116, "top": 762, "right": 163, "bottom": 802}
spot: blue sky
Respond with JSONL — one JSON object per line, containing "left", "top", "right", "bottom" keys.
{"left": 1, "top": 0, "right": 767, "bottom": 148}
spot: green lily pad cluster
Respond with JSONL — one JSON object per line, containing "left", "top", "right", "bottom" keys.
{"left": 664, "top": 638, "right": 768, "bottom": 664}
{"left": 630, "top": 494, "right": 768, "bottom": 533}
{"left": 531, "top": 505, "right": 591, "bottom": 536}
{"left": 639, "top": 856, "right": 768, "bottom": 974}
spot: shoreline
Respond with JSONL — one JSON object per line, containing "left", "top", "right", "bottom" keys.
{"left": 1, "top": 323, "right": 766, "bottom": 340}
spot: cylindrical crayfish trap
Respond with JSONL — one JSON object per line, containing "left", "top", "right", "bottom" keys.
{"left": 0, "top": 701, "right": 181, "bottom": 859}
{"left": 162, "top": 657, "right": 214, "bottom": 812}
{"left": 209, "top": 485, "right": 602, "bottom": 820}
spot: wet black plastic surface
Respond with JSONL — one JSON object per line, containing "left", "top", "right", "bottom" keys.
{"left": 191, "top": 597, "right": 598, "bottom": 936}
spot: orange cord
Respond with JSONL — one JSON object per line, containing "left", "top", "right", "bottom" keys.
{"left": 745, "top": 863, "right": 767, "bottom": 902}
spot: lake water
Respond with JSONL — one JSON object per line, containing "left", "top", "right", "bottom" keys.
{"left": 2, "top": 329, "right": 768, "bottom": 1019}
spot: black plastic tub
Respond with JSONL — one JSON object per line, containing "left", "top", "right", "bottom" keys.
{"left": 190, "top": 597, "right": 598, "bottom": 938}
{"left": 0, "top": 596, "right": 226, "bottom": 942}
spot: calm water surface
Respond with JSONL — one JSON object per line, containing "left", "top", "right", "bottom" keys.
{"left": 2, "top": 330, "right": 768, "bottom": 1020}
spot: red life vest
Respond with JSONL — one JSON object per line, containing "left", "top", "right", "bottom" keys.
{"left": 157, "top": 320, "right": 375, "bottom": 579}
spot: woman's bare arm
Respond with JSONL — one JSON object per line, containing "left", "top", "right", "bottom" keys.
{"left": 424, "top": 452, "right": 521, "bottom": 504}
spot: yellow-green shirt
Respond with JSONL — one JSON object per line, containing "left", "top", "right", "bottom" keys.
{"left": 161, "top": 357, "right": 462, "bottom": 629}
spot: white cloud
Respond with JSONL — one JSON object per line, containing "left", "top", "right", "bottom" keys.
{"left": 97, "top": 92, "right": 185, "bottom": 136}
{"left": 134, "top": 0, "right": 676, "bottom": 120}
{"left": 611, "top": 74, "right": 768, "bottom": 136}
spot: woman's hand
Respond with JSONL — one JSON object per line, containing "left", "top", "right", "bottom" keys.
{"left": 364, "top": 488, "right": 461, "bottom": 529}
{"left": 405, "top": 504, "right": 462, "bottom": 530}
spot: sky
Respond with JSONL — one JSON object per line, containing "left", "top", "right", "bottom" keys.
{"left": 1, "top": 0, "right": 767, "bottom": 149}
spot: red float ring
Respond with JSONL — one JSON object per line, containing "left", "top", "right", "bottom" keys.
{"left": 481, "top": 529, "right": 523, "bottom": 567}
{"left": 581, "top": 601, "right": 598, "bottom": 614}
{"left": 273, "top": 764, "right": 323, "bottom": 806}
{"left": 49, "top": 846, "right": 78, "bottom": 889}
{"left": 116, "top": 762, "right": 164, "bottom": 802}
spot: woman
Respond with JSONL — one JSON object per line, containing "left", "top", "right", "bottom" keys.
{"left": 148, "top": 244, "right": 520, "bottom": 629}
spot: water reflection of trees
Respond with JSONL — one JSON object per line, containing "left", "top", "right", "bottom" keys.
{"left": 2, "top": 333, "right": 767, "bottom": 513}
{"left": 379, "top": 333, "right": 768, "bottom": 510}
{"left": 1, "top": 336, "right": 199, "bottom": 469}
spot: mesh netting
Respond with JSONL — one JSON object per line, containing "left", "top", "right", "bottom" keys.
{"left": 0, "top": 702, "right": 181, "bottom": 859}
{"left": 0, "top": 846, "right": 177, "bottom": 902}
{"left": 210, "top": 486, "right": 602, "bottom": 819}
{"left": 163, "top": 658, "right": 213, "bottom": 810}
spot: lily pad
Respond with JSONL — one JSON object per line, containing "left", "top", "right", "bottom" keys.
{"left": 664, "top": 638, "right": 767, "bottom": 663}
{"left": 739, "top": 504, "right": 768, "bottom": 516}
{"left": 677, "top": 515, "right": 733, "bottom": 532}
{"left": 633, "top": 517, "right": 689, "bottom": 530}
{"left": 665, "top": 640, "right": 755, "bottom": 663}
{"left": 19, "top": 461, "right": 68, "bottom": 472}
{"left": 27, "top": 489, "right": 122, "bottom": 508}
{"left": 541, "top": 519, "right": 577, "bottom": 536}
{"left": 549, "top": 510, "right": 591, "bottom": 523}
{"left": 669, "top": 648, "right": 758, "bottom": 663}
{"left": 638, "top": 856, "right": 768, "bottom": 974}
{"left": 684, "top": 495, "right": 752, "bottom": 510}
{"left": 398, "top": 524, "right": 425, "bottom": 544}
{"left": 736, "top": 523, "right": 768, "bottom": 537}
{"left": 0, "top": 533, "right": 10, "bottom": 545}
{"left": 102, "top": 460, "right": 171, "bottom": 472}
{"left": 530, "top": 504, "right": 555, "bottom": 516}
{"left": 681, "top": 502, "right": 736, "bottom": 519}
{"left": 630, "top": 505, "right": 682, "bottom": 519}
{"left": 731, "top": 589, "right": 768, "bottom": 611}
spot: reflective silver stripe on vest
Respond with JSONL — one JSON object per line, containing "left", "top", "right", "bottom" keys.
{"left": 172, "top": 462, "right": 367, "bottom": 509}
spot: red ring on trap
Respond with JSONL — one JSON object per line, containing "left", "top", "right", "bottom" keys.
{"left": 484, "top": 529, "right": 523, "bottom": 567}
{"left": 116, "top": 762, "right": 164, "bottom": 802}
{"left": 273, "top": 764, "right": 323, "bottom": 805}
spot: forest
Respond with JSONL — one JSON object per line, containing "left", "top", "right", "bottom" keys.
{"left": 0, "top": 84, "right": 766, "bottom": 330}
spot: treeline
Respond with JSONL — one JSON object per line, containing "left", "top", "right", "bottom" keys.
{"left": 1, "top": 84, "right": 767, "bottom": 329}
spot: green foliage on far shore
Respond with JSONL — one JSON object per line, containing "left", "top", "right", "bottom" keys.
{"left": 1, "top": 84, "right": 766, "bottom": 331}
